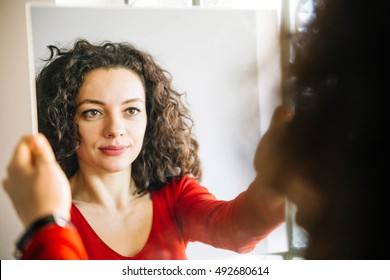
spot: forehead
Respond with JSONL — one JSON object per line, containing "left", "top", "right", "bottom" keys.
{"left": 77, "top": 67, "right": 145, "bottom": 101}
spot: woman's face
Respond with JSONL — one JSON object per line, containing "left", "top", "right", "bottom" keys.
{"left": 74, "top": 67, "right": 147, "bottom": 174}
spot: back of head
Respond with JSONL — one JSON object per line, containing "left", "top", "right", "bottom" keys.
{"left": 285, "top": 0, "right": 387, "bottom": 259}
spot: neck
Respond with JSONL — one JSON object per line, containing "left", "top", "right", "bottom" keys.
{"left": 70, "top": 166, "right": 137, "bottom": 209}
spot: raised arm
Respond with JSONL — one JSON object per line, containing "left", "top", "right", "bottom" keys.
{"left": 3, "top": 134, "right": 87, "bottom": 259}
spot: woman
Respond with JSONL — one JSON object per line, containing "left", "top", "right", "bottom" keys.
{"left": 5, "top": 39, "right": 285, "bottom": 260}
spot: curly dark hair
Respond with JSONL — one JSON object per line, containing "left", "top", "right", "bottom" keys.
{"left": 36, "top": 39, "right": 202, "bottom": 194}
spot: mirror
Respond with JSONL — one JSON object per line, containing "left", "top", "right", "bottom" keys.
{"left": 27, "top": 3, "right": 285, "bottom": 259}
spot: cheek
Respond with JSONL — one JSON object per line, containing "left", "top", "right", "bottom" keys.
{"left": 130, "top": 118, "right": 147, "bottom": 143}
{"left": 77, "top": 122, "right": 100, "bottom": 138}
{"left": 76, "top": 122, "right": 100, "bottom": 147}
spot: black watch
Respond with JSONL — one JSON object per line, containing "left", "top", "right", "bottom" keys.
{"left": 14, "top": 215, "right": 70, "bottom": 259}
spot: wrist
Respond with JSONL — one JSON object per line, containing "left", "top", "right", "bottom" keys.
{"left": 15, "top": 214, "right": 71, "bottom": 259}
{"left": 249, "top": 180, "right": 286, "bottom": 218}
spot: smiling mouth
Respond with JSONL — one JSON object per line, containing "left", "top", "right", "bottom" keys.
{"left": 98, "top": 146, "right": 128, "bottom": 156}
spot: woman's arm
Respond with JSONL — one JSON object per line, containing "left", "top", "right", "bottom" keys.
{"left": 20, "top": 224, "right": 88, "bottom": 260}
{"left": 3, "top": 134, "right": 88, "bottom": 259}
{"left": 175, "top": 107, "right": 292, "bottom": 253}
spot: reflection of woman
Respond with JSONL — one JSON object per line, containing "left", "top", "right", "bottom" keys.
{"left": 3, "top": 40, "right": 284, "bottom": 259}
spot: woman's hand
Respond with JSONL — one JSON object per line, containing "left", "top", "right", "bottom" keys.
{"left": 252, "top": 105, "right": 294, "bottom": 212}
{"left": 3, "top": 133, "right": 71, "bottom": 227}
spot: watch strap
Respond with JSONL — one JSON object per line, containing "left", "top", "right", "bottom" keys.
{"left": 15, "top": 215, "right": 70, "bottom": 259}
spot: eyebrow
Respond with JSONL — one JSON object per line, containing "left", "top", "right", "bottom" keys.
{"left": 77, "top": 98, "right": 144, "bottom": 106}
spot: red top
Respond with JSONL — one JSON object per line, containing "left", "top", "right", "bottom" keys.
{"left": 70, "top": 175, "right": 283, "bottom": 260}
{"left": 21, "top": 224, "right": 88, "bottom": 260}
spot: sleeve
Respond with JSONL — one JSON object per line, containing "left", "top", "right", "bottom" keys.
{"left": 174, "top": 176, "right": 284, "bottom": 254}
{"left": 21, "top": 225, "right": 89, "bottom": 260}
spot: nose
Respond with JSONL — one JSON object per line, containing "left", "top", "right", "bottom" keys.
{"left": 104, "top": 115, "right": 125, "bottom": 138}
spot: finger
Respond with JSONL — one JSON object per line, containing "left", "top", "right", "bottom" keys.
{"left": 29, "top": 133, "right": 56, "bottom": 165}
{"left": 8, "top": 136, "right": 34, "bottom": 174}
{"left": 2, "top": 177, "right": 10, "bottom": 193}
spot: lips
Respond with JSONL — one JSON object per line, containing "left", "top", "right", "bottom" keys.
{"left": 98, "top": 145, "right": 129, "bottom": 156}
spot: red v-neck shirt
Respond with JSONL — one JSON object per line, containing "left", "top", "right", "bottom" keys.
{"left": 70, "top": 175, "right": 283, "bottom": 260}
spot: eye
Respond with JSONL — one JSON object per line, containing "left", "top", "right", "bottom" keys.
{"left": 124, "top": 107, "right": 140, "bottom": 116}
{"left": 81, "top": 109, "right": 102, "bottom": 119}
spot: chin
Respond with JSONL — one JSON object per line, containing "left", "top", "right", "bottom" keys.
{"left": 99, "top": 161, "right": 132, "bottom": 173}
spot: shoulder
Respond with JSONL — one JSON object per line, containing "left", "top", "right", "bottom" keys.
{"left": 153, "top": 174, "right": 215, "bottom": 201}
{"left": 154, "top": 174, "right": 197, "bottom": 195}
